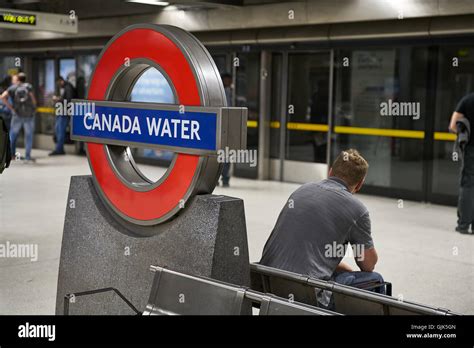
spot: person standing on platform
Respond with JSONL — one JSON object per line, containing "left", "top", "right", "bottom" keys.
{"left": 450, "top": 93, "right": 474, "bottom": 234}
{"left": 0, "top": 73, "right": 37, "bottom": 163}
{"left": 50, "top": 76, "right": 75, "bottom": 156}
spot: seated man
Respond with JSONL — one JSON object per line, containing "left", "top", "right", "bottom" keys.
{"left": 259, "top": 149, "right": 384, "bottom": 307}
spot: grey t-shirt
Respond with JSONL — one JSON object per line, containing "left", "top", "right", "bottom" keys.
{"left": 7, "top": 83, "right": 33, "bottom": 101}
{"left": 259, "top": 177, "right": 374, "bottom": 280}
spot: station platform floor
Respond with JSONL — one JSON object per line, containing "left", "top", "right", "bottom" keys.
{"left": 0, "top": 149, "right": 473, "bottom": 314}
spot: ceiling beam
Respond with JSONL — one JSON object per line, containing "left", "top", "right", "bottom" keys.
{"left": 171, "top": 0, "right": 244, "bottom": 6}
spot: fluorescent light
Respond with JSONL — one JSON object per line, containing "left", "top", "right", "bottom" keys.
{"left": 126, "top": 0, "right": 170, "bottom": 6}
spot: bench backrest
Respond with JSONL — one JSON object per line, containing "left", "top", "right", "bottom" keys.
{"left": 250, "top": 263, "right": 318, "bottom": 304}
{"left": 251, "top": 263, "right": 452, "bottom": 315}
{"left": 257, "top": 293, "right": 339, "bottom": 316}
{"left": 145, "top": 265, "right": 341, "bottom": 316}
{"left": 144, "top": 266, "right": 250, "bottom": 315}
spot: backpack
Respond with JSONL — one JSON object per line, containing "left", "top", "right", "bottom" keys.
{"left": 13, "top": 83, "right": 35, "bottom": 117}
{"left": 0, "top": 117, "right": 11, "bottom": 173}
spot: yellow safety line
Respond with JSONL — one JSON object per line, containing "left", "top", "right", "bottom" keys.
{"left": 249, "top": 121, "right": 428, "bottom": 139}
{"left": 433, "top": 132, "right": 456, "bottom": 141}
{"left": 34, "top": 111, "right": 451, "bottom": 142}
{"left": 334, "top": 126, "right": 424, "bottom": 139}
{"left": 287, "top": 122, "right": 329, "bottom": 132}
{"left": 247, "top": 120, "right": 258, "bottom": 128}
{"left": 36, "top": 107, "right": 55, "bottom": 113}
{"left": 249, "top": 121, "right": 328, "bottom": 131}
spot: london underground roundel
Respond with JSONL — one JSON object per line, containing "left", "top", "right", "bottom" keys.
{"left": 70, "top": 24, "right": 247, "bottom": 231}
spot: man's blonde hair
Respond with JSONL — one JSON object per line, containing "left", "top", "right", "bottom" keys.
{"left": 331, "top": 149, "right": 369, "bottom": 187}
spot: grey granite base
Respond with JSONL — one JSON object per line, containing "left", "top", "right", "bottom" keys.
{"left": 55, "top": 175, "right": 250, "bottom": 315}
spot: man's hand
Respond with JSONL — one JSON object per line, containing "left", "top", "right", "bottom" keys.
{"left": 335, "top": 261, "right": 353, "bottom": 273}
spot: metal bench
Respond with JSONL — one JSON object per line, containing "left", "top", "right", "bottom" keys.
{"left": 143, "top": 265, "right": 340, "bottom": 315}
{"left": 249, "top": 292, "right": 338, "bottom": 315}
{"left": 144, "top": 265, "right": 251, "bottom": 315}
{"left": 250, "top": 263, "right": 455, "bottom": 315}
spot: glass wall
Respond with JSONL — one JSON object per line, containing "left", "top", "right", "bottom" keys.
{"left": 332, "top": 47, "right": 429, "bottom": 194}
{"left": 270, "top": 53, "right": 283, "bottom": 160}
{"left": 58, "top": 58, "right": 76, "bottom": 145}
{"left": 36, "top": 59, "right": 56, "bottom": 135}
{"left": 37, "top": 59, "right": 55, "bottom": 107}
{"left": 76, "top": 55, "right": 97, "bottom": 99}
{"left": 234, "top": 51, "right": 260, "bottom": 178}
{"left": 59, "top": 58, "right": 76, "bottom": 88}
{"left": 211, "top": 54, "right": 228, "bottom": 75}
{"left": 286, "top": 52, "right": 330, "bottom": 164}
{"left": 431, "top": 45, "right": 474, "bottom": 199}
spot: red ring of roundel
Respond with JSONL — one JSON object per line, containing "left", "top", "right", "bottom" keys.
{"left": 86, "top": 28, "right": 201, "bottom": 222}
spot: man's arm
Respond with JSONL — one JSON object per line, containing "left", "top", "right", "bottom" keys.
{"left": 449, "top": 111, "right": 464, "bottom": 134}
{"left": 349, "top": 211, "right": 378, "bottom": 272}
{"left": 0, "top": 90, "right": 14, "bottom": 113}
{"left": 29, "top": 92, "right": 37, "bottom": 107}
{"left": 356, "top": 246, "right": 378, "bottom": 272}
{"left": 335, "top": 261, "right": 353, "bottom": 273}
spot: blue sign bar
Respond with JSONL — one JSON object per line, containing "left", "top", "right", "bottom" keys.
{"left": 71, "top": 101, "right": 219, "bottom": 154}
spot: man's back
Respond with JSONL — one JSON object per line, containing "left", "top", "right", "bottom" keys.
{"left": 62, "top": 81, "right": 76, "bottom": 102}
{"left": 8, "top": 82, "right": 35, "bottom": 117}
{"left": 260, "top": 177, "right": 373, "bottom": 280}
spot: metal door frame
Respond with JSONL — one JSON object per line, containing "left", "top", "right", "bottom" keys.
{"left": 272, "top": 49, "right": 334, "bottom": 183}
{"left": 424, "top": 44, "right": 458, "bottom": 206}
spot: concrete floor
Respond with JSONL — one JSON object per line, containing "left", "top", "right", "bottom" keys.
{"left": 0, "top": 149, "right": 473, "bottom": 314}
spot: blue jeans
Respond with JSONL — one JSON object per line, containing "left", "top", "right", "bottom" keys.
{"left": 55, "top": 115, "right": 70, "bottom": 152}
{"left": 10, "top": 115, "right": 35, "bottom": 160}
{"left": 318, "top": 271, "right": 385, "bottom": 309}
{"left": 221, "top": 163, "right": 231, "bottom": 185}
{"left": 333, "top": 271, "right": 386, "bottom": 295}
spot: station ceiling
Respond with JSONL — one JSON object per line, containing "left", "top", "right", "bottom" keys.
{"left": 0, "top": 0, "right": 284, "bottom": 19}
{"left": 1, "top": 0, "right": 474, "bottom": 48}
